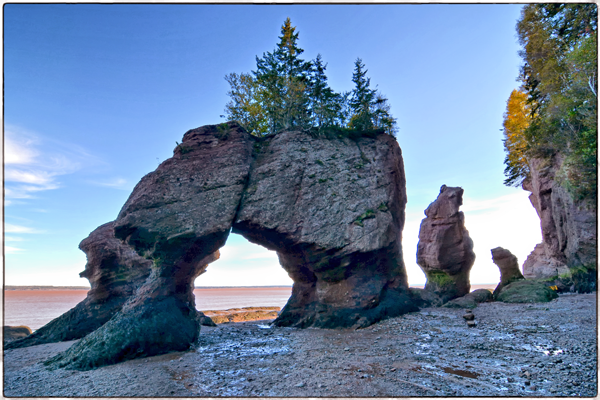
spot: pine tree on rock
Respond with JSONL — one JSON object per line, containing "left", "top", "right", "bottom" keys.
{"left": 224, "top": 19, "right": 398, "bottom": 138}
{"left": 349, "top": 58, "right": 377, "bottom": 131}
{"left": 372, "top": 91, "right": 397, "bottom": 136}
{"left": 310, "top": 54, "right": 343, "bottom": 130}
{"left": 253, "top": 17, "right": 313, "bottom": 134}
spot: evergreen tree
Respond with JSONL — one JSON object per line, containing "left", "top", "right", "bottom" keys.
{"left": 309, "top": 54, "right": 342, "bottom": 129}
{"left": 224, "top": 19, "right": 399, "bottom": 138}
{"left": 254, "top": 50, "right": 285, "bottom": 134}
{"left": 253, "top": 17, "right": 313, "bottom": 133}
{"left": 372, "top": 91, "right": 398, "bottom": 136}
{"left": 348, "top": 58, "right": 376, "bottom": 131}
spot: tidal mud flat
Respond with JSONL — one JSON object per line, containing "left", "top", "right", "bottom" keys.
{"left": 4, "top": 293, "right": 597, "bottom": 397}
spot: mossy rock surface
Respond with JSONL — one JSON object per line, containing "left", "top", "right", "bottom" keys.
{"left": 443, "top": 289, "right": 493, "bottom": 309}
{"left": 45, "top": 297, "right": 200, "bottom": 371}
{"left": 409, "top": 288, "right": 443, "bottom": 307}
{"left": 540, "top": 265, "right": 597, "bottom": 294}
{"left": 571, "top": 265, "right": 597, "bottom": 293}
{"left": 496, "top": 280, "right": 558, "bottom": 303}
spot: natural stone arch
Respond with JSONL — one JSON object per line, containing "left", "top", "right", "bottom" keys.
{"left": 13, "top": 122, "right": 419, "bottom": 370}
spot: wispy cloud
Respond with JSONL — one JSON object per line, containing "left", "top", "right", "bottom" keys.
{"left": 5, "top": 236, "right": 25, "bottom": 242}
{"left": 4, "top": 125, "right": 103, "bottom": 201}
{"left": 5, "top": 223, "right": 43, "bottom": 234}
{"left": 5, "top": 246, "right": 24, "bottom": 254}
{"left": 4, "top": 134, "right": 38, "bottom": 164}
{"left": 88, "top": 177, "right": 130, "bottom": 190}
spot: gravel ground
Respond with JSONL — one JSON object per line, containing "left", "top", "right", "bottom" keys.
{"left": 4, "top": 292, "right": 597, "bottom": 397}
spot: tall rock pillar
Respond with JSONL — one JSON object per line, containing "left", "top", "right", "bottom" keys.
{"left": 417, "top": 185, "right": 475, "bottom": 303}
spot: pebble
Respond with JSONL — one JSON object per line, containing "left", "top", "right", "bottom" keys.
{"left": 295, "top": 382, "right": 305, "bottom": 388}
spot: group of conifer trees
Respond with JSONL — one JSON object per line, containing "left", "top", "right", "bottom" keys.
{"left": 224, "top": 18, "right": 397, "bottom": 137}
{"left": 502, "top": 4, "right": 597, "bottom": 202}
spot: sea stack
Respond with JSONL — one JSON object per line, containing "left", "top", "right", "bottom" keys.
{"left": 491, "top": 246, "right": 524, "bottom": 297}
{"left": 417, "top": 185, "right": 475, "bottom": 303}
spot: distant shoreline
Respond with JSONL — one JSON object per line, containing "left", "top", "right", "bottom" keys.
{"left": 5, "top": 284, "right": 497, "bottom": 291}
{"left": 4, "top": 285, "right": 294, "bottom": 291}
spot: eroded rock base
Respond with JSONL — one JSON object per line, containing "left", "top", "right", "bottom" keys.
{"left": 45, "top": 297, "right": 200, "bottom": 371}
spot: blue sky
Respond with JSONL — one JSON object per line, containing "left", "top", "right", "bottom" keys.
{"left": 4, "top": 4, "right": 542, "bottom": 287}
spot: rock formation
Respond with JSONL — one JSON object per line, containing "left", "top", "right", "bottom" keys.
{"left": 3, "top": 326, "right": 31, "bottom": 343}
{"left": 495, "top": 280, "right": 558, "bottom": 303}
{"left": 522, "top": 154, "right": 596, "bottom": 279}
{"left": 6, "top": 222, "right": 153, "bottom": 349}
{"left": 443, "top": 289, "right": 493, "bottom": 309}
{"left": 233, "top": 129, "right": 415, "bottom": 329}
{"left": 416, "top": 185, "right": 475, "bottom": 303}
{"left": 491, "top": 247, "right": 524, "bottom": 298}
{"left": 42, "top": 122, "right": 417, "bottom": 370}
{"left": 8, "top": 221, "right": 215, "bottom": 351}
{"left": 522, "top": 243, "right": 569, "bottom": 280}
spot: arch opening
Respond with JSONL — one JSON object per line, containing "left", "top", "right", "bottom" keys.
{"left": 193, "top": 233, "right": 292, "bottom": 324}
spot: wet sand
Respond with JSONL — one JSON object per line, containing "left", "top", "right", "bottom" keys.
{"left": 4, "top": 292, "right": 596, "bottom": 397}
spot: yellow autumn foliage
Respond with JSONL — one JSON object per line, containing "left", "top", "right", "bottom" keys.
{"left": 502, "top": 89, "right": 531, "bottom": 185}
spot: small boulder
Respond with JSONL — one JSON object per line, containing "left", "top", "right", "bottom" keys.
{"left": 491, "top": 247, "right": 524, "bottom": 298}
{"left": 4, "top": 326, "right": 32, "bottom": 342}
{"left": 463, "top": 313, "right": 475, "bottom": 321}
{"left": 197, "top": 312, "right": 217, "bottom": 327}
{"left": 495, "top": 280, "right": 558, "bottom": 303}
{"left": 443, "top": 289, "right": 493, "bottom": 309}
{"left": 409, "top": 287, "right": 443, "bottom": 307}
{"left": 466, "top": 320, "right": 477, "bottom": 328}
{"left": 469, "top": 289, "right": 494, "bottom": 303}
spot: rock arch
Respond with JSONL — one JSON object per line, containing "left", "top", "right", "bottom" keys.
{"left": 11, "top": 122, "right": 419, "bottom": 370}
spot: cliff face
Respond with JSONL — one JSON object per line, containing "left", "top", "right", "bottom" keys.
{"left": 522, "top": 154, "right": 597, "bottom": 279}
{"left": 42, "top": 122, "right": 417, "bottom": 370}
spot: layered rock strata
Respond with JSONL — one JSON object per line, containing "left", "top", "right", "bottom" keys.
{"left": 417, "top": 185, "right": 475, "bottom": 303}
{"left": 490, "top": 247, "right": 524, "bottom": 298}
{"left": 522, "top": 154, "right": 596, "bottom": 278}
{"left": 43, "top": 122, "right": 417, "bottom": 370}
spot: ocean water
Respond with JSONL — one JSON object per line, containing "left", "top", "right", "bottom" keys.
{"left": 4, "top": 284, "right": 496, "bottom": 331}
{"left": 4, "top": 287, "right": 293, "bottom": 331}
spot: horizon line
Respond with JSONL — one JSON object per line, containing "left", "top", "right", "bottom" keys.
{"left": 4, "top": 283, "right": 499, "bottom": 290}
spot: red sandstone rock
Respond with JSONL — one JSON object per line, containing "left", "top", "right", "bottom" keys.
{"left": 522, "top": 154, "right": 596, "bottom": 275}
{"left": 416, "top": 185, "right": 475, "bottom": 303}
{"left": 45, "top": 122, "right": 417, "bottom": 370}
{"left": 491, "top": 247, "right": 524, "bottom": 297}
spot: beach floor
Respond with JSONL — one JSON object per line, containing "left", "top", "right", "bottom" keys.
{"left": 3, "top": 293, "right": 597, "bottom": 397}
